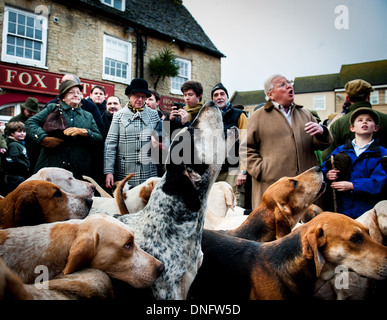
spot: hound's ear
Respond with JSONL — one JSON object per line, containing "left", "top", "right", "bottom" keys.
{"left": 63, "top": 232, "right": 99, "bottom": 274}
{"left": 139, "top": 181, "right": 155, "bottom": 204}
{"left": 302, "top": 226, "right": 326, "bottom": 277}
{"left": 163, "top": 168, "right": 201, "bottom": 212}
{"left": 14, "top": 192, "right": 43, "bottom": 226}
{"left": 274, "top": 202, "right": 295, "bottom": 239}
{"left": 224, "top": 186, "right": 235, "bottom": 210}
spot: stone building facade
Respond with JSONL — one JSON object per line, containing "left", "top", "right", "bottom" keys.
{"left": 0, "top": 0, "right": 223, "bottom": 122}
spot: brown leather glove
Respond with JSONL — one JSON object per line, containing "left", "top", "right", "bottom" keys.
{"left": 63, "top": 127, "right": 88, "bottom": 137}
{"left": 40, "top": 136, "right": 64, "bottom": 148}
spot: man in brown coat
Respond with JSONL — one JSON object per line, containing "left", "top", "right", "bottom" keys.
{"left": 242, "top": 74, "right": 333, "bottom": 208}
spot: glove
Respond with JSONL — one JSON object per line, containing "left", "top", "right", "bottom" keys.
{"left": 334, "top": 151, "right": 352, "bottom": 181}
{"left": 64, "top": 127, "right": 88, "bottom": 137}
{"left": 381, "top": 156, "right": 387, "bottom": 174}
{"left": 41, "top": 136, "right": 64, "bottom": 148}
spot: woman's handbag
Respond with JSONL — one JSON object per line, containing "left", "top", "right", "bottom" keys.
{"left": 42, "top": 104, "right": 68, "bottom": 137}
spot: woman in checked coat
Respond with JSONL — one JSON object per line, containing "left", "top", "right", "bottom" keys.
{"left": 104, "top": 79, "right": 165, "bottom": 189}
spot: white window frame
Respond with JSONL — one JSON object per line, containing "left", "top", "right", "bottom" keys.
{"left": 1, "top": 6, "right": 48, "bottom": 68}
{"left": 313, "top": 95, "right": 326, "bottom": 110}
{"left": 170, "top": 58, "right": 192, "bottom": 95}
{"left": 0, "top": 103, "right": 20, "bottom": 123}
{"left": 102, "top": 34, "right": 131, "bottom": 84}
{"left": 100, "top": 0, "right": 125, "bottom": 11}
{"left": 370, "top": 90, "right": 379, "bottom": 105}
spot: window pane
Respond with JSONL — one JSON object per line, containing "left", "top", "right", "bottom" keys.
{"left": 313, "top": 95, "right": 325, "bottom": 110}
{"left": 7, "top": 35, "right": 15, "bottom": 45}
{"left": 103, "top": 35, "right": 130, "bottom": 81}
{"left": 370, "top": 91, "right": 379, "bottom": 104}
{"left": 16, "top": 46, "right": 24, "bottom": 57}
{"left": 26, "top": 26, "right": 34, "bottom": 38}
{"left": 114, "top": 0, "right": 122, "bottom": 9}
{"left": 171, "top": 58, "right": 191, "bottom": 92}
{"left": 6, "top": 44, "right": 15, "bottom": 55}
{"left": 25, "top": 39, "right": 33, "bottom": 48}
{"left": 9, "top": 11, "right": 17, "bottom": 23}
{"left": 17, "top": 24, "right": 25, "bottom": 36}
{"left": 17, "top": 14, "right": 25, "bottom": 25}
{"left": 35, "top": 27, "right": 42, "bottom": 40}
{"left": 26, "top": 16, "right": 34, "bottom": 27}
{"left": 25, "top": 48, "right": 32, "bottom": 59}
{"left": 8, "top": 21, "right": 16, "bottom": 33}
{"left": 4, "top": 7, "right": 46, "bottom": 66}
{"left": 33, "top": 50, "right": 41, "bottom": 61}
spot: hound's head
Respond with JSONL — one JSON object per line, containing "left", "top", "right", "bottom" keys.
{"left": 163, "top": 101, "right": 238, "bottom": 212}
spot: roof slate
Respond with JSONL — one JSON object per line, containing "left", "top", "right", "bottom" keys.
{"left": 230, "top": 60, "right": 387, "bottom": 106}
{"left": 67, "top": 0, "right": 224, "bottom": 57}
{"left": 230, "top": 90, "right": 266, "bottom": 106}
{"left": 294, "top": 73, "right": 339, "bottom": 94}
{"left": 337, "top": 60, "right": 387, "bottom": 87}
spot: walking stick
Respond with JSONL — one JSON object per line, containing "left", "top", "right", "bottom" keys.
{"left": 331, "top": 155, "right": 338, "bottom": 212}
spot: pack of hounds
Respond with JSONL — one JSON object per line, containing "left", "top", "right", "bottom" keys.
{"left": 1, "top": 101, "right": 387, "bottom": 300}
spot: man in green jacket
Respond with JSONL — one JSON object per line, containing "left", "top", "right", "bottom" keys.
{"left": 322, "top": 79, "right": 387, "bottom": 159}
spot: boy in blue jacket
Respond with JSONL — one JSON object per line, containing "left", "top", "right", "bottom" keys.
{"left": 322, "top": 107, "right": 387, "bottom": 218}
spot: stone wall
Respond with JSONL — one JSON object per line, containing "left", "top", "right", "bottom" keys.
{"left": 1, "top": 0, "right": 221, "bottom": 104}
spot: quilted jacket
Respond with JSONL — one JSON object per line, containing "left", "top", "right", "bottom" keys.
{"left": 25, "top": 101, "right": 103, "bottom": 179}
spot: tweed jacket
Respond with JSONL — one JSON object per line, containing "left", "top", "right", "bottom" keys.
{"left": 104, "top": 105, "right": 163, "bottom": 187}
{"left": 25, "top": 101, "right": 103, "bottom": 179}
{"left": 243, "top": 101, "right": 333, "bottom": 207}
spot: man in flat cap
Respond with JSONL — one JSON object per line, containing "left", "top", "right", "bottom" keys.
{"left": 322, "top": 79, "right": 387, "bottom": 160}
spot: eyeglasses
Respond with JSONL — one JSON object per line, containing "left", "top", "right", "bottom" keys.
{"left": 268, "top": 80, "right": 293, "bottom": 91}
{"left": 67, "top": 90, "right": 81, "bottom": 96}
{"left": 133, "top": 94, "right": 147, "bottom": 100}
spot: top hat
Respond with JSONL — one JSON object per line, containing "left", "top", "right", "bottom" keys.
{"left": 21, "top": 97, "right": 40, "bottom": 113}
{"left": 125, "top": 78, "right": 151, "bottom": 97}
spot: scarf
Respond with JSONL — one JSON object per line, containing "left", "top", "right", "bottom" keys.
{"left": 127, "top": 102, "right": 145, "bottom": 113}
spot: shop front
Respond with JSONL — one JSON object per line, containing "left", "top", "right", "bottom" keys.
{"left": 0, "top": 63, "right": 115, "bottom": 124}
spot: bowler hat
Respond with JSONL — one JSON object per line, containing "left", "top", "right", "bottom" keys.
{"left": 22, "top": 97, "right": 40, "bottom": 113}
{"left": 125, "top": 78, "right": 151, "bottom": 97}
{"left": 345, "top": 79, "right": 374, "bottom": 96}
{"left": 350, "top": 107, "right": 379, "bottom": 126}
{"left": 59, "top": 80, "right": 83, "bottom": 99}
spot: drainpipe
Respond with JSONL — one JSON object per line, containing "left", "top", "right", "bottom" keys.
{"left": 135, "top": 31, "right": 147, "bottom": 78}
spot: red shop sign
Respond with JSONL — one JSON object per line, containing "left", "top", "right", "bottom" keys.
{"left": 160, "top": 95, "right": 185, "bottom": 113}
{"left": 0, "top": 63, "right": 115, "bottom": 97}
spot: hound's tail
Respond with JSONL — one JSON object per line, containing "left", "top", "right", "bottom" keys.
{"left": 113, "top": 173, "right": 135, "bottom": 215}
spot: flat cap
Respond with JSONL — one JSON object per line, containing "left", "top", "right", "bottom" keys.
{"left": 345, "top": 79, "right": 374, "bottom": 96}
